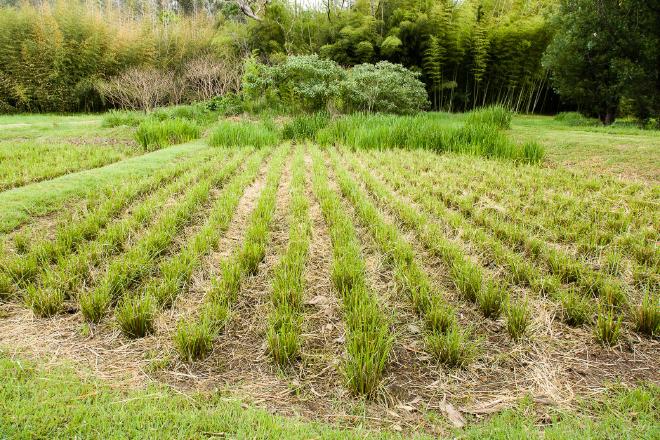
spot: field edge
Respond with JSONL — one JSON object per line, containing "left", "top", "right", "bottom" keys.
{"left": 1, "top": 350, "right": 657, "bottom": 439}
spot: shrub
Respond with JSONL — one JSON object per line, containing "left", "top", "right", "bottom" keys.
{"left": 208, "top": 120, "right": 279, "bottom": 148}
{"left": 134, "top": 118, "right": 200, "bottom": 151}
{"left": 183, "top": 55, "right": 243, "bottom": 102}
{"left": 340, "top": 61, "right": 428, "bottom": 114}
{"left": 116, "top": 295, "right": 156, "bottom": 338}
{"left": 242, "top": 54, "right": 346, "bottom": 113}
{"left": 102, "top": 110, "right": 145, "bottom": 127}
{"left": 99, "top": 67, "right": 175, "bottom": 112}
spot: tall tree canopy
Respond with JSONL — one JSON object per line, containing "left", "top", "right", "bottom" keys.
{"left": 543, "top": 0, "right": 660, "bottom": 124}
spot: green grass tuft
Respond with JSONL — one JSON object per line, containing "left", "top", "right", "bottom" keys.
{"left": 426, "top": 325, "right": 478, "bottom": 368}
{"left": 174, "top": 318, "right": 216, "bottom": 362}
{"left": 116, "top": 294, "right": 156, "bottom": 338}
{"left": 506, "top": 300, "right": 530, "bottom": 341}
{"left": 633, "top": 293, "right": 659, "bottom": 337}
{"left": 267, "top": 309, "right": 302, "bottom": 366}
{"left": 560, "top": 289, "right": 593, "bottom": 326}
{"left": 102, "top": 110, "right": 145, "bottom": 127}
{"left": 595, "top": 308, "right": 622, "bottom": 346}
{"left": 451, "top": 261, "right": 482, "bottom": 303}
{"left": 465, "top": 105, "right": 512, "bottom": 129}
{"left": 424, "top": 302, "right": 456, "bottom": 334}
{"left": 24, "top": 286, "right": 64, "bottom": 318}
{"left": 477, "top": 283, "right": 508, "bottom": 319}
{"left": 282, "top": 113, "right": 329, "bottom": 141}
{"left": 80, "top": 288, "right": 111, "bottom": 323}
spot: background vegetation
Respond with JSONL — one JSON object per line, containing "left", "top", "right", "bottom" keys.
{"left": 1, "top": 0, "right": 657, "bottom": 125}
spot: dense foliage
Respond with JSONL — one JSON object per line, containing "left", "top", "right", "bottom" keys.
{"left": 543, "top": 0, "right": 660, "bottom": 125}
{"left": 0, "top": 0, "right": 658, "bottom": 123}
{"left": 0, "top": 0, "right": 559, "bottom": 114}
{"left": 244, "top": 55, "right": 428, "bottom": 114}
{"left": 0, "top": 2, "right": 219, "bottom": 112}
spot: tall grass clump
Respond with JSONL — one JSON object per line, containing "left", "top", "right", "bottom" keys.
{"left": 282, "top": 113, "right": 330, "bottom": 141}
{"left": 102, "top": 110, "right": 145, "bottom": 127}
{"left": 319, "top": 112, "right": 542, "bottom": 163}
{"left": 465, "top": 105, "right": 512, "bottom": 129}
{"left": 426, "top": 326, "right": 478, "bottom": 368}
{"left": 152, "top": 104, "right": 217, "bottom": 126}
{"left": 554, "top": 112, "right": 599, "bottom": 126}
{"left": 311, "top": 147, "right": 392, "bottom": 396}
{"left": 521, "top": 141, "right": 545, "bottom": 164}
{"left": 135, "top": 118, "right": 200, "bottom": 151}
{"left": 0, "top": 273, "right": 13, "bottom": 301}
{"left": 209, "top": 120, "right": 280, "bottom": 148}
{"left": 560, "top": 290, "right": 593, "bottom": 326}
{"left": 174, "top": 315, "right": 216, "bottom": 362}
{"left": 477, "top": 283, "right": 508, "bottom": 319}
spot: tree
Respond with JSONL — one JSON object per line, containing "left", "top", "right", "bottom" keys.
{"left": 543, "top": 0, "right": 660, "bottom": 125}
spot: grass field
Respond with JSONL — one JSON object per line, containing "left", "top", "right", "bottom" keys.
{"left": 0, "top": 112, "right": 658, "bottom": 438}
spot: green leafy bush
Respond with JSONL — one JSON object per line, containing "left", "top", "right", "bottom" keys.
{"left": 242, "top": 55, "right": 345, "bottom": 113}
{"left": 206, "top": 93, "right": 243, "bottom": 116}
{"left": 339, "top": 61, "right": 429, "bottom": 114}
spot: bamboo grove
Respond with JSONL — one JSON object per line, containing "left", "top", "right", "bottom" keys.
{"left": 0, "top": 0, "right": 557, "bottom": 113}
